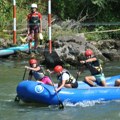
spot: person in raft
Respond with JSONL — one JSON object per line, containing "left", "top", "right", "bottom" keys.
{"left": 78, "top": 49, "right": 106, "bottom": 87}
{"left": 114, "top": 79, "right": 120, "bottom": 86}
{"left": 53, "top": 65, "right": 78, "bottom": 92}
{"left": 27, "top": 3, "right": 42, "bottom": 54}
{"left": 25, "top": 59, "right": 53, "bottom": 85}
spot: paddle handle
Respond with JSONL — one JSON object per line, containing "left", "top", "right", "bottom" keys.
{"left": 22, "top": 68, "right": 27, "bottom": 80}
{"left": 49, "top": 73, "right": 64, "bottom": 109}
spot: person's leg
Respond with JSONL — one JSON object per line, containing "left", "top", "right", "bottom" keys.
{"left": 34, "top": 26, "right": 39, "bottom": 52}
{"left": 64, "top": 84, "right": 72, "bottom": 88}
{"left": 95, "top": 74, "right": 106, "bottom": 86}
{"left": 84, "top": 76, "right": 96, "bottom": 86}
{"left": 101, "top": 80, "right": 106, "bottom": 86}
{"left": 28, "top": 29, "right": 34, "bottom": 53}
{"left": 115, "top": 79, "right": 120, "bottom": 86}
{"left": 64, "top": 82, "right": 78, "bottom": 88}
{"left": 41, "top": 76, "right": 53, "bottom": 85}
{"left": 34, "top": 33, "right": 39, "bottom": 50}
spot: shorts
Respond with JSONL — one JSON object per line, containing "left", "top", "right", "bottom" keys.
{"left": 41, "top": 76, "right": 52, "bottom": 85}
{"left": 94, "top": 73, "right": 106, "bottom": 84}
{"left": 71, "top": 81, "right": 78, "bottom": 88}
{"left": 30, "top": 25, "right": 40, "bottom": 34}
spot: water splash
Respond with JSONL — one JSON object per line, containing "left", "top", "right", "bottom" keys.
{"left": 63, "top": 99, "right": 109, "bottom": 107}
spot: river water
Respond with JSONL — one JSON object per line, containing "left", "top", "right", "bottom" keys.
{"left": 0, "top": 59, "right": 120, "bottom": 120}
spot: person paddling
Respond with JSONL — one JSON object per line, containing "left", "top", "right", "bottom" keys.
{"left": 78, "top": 49, "right": 106, "bottom": 87}
{"left": 27, "top": 3, "right": 42, "bottom": 54}
{"left": 53, "top": 65, "right": 78, "bottom": 92}
{"left": 25, "top": 59, "right": 53, "bottom": 85}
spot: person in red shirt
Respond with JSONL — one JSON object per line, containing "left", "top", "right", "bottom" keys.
{"left": 27, "top": 3, "right": 42, "bottom": 54}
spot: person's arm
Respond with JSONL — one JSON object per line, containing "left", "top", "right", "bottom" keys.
{"left": 46, "top": 69, "right": 54, "bottom": 74}
{"left": 40, "top": 18, "right": 42, "bottom": 33}
{"left": 80, "top": 57, "right": 97, "bottom": 64}
{"left": 27, "top": 15, "right": 30, "bottom": 35}
{"left": 55, "top": 73, "right": 69, "bottom": 92}
{"left": 56, "top": 80, "right": 66, "bottom": 92}
{"left": 25, "top": 66, "right": 40, "bottom": 71}
{"left": 38, "top": 13, "right": 42, "bottom": 33}
{"left": 27, "top": 22, "right": 30, "bottom": 35}
{"left": 85, "top": 57, "right": 97, "bottom": 63}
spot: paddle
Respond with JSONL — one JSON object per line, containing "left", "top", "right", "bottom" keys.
{"left": 76, "top": 72, "right": 79, "bottom": 81}
{"left": 14, "top": 68, "right": 27, "bottom": 102}
{"left": 22, "top": 68, "right": 27, "bottom": 80}
{"left": 49, "top": 73, "right": 64, "bottom": 109}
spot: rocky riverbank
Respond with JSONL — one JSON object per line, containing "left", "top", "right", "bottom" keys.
{"left": 0, "top": 16, "right": 120, "bottom": 67}
{"left": 0, "top": 33, "right": 120, "bottom": 68}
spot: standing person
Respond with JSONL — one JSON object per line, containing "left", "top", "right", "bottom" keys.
{"left": 78, "top": 49, "right": 106, "bottom": 87}
{"left": 27, "top": 3, "right": 42, "bottom": 54}
{"left": 53, "top": 65, "right": 78, "bottom": 92}
{"left": 25, "top": 59, "right": 53, "bottom": 85}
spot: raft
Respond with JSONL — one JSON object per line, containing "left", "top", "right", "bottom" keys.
{"left": 0, "top": 42, "right": 34, "bottom": 57}
{"left": 16, "top": 74, "right": 120, "bottom": 105}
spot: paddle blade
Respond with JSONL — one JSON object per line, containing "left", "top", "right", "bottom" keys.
{"left": 58, "top": 101, "right": 64, "bottom": 109}
{"left": 14, "top": 95, "right": 20, "bottom": 102}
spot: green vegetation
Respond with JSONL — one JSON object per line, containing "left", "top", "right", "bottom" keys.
{"left": 0, "top": 0, "right": 120, "bottom": 42}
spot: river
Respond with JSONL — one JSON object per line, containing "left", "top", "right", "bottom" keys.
{"left": 0, "top": 59, "right": 120, "bottom": 120}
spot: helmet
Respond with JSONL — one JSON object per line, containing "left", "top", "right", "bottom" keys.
{"left": 31, "top": 3, "right": 37, "bottom": 8}
{"left": 29, "top": 59, "right": 37, "bottom": 65}
{"left": 85, "top": 49, "right": 93, "bottom": 57}
{"left": 54, "top": 65, "right": 63, "bottom": 73}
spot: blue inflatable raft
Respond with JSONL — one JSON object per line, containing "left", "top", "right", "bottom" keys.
{"left": 16, "top": 74, "right": 120, "bottom": 105}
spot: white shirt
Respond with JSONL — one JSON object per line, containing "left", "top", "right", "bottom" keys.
{"left": 61, "top": 72, "right": 69, "bottom": 81}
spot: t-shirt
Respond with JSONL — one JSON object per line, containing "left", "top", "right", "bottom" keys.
{"left": 27, "top": 12, "right": 42, "bottom": 20}
{"left": 61, "top": 72, "right": 69, "bottom": 81}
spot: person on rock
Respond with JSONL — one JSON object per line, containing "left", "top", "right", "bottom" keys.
{"left": 27, "top": 3, "right": 42, "bottom": 54}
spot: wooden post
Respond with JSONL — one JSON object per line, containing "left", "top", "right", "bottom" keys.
{"left": 13, "top": 0, "right": 16, "bottom": 44}
{"left": 48, "top": 0, "right": 52, "bottom": 53}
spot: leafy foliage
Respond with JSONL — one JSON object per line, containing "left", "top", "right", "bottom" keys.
{"left": 0, "top": 0, "right": 120, "bottom": 41}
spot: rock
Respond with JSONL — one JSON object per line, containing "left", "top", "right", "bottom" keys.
{"left": 45, "top": 34, "right": 107, "bottom": 66}
{"left": 43, "top": 45, "right": 63, "bottom": 68}
{"left": 96, "top": 39, "right": 120, "bottom": 61}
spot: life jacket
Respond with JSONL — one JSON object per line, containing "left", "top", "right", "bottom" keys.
{"left": 28, "top": 12, "right": 40, "bottom": 27}
{"left": 57, "top": 70, "right": 76, "bottom": 84}
{"left": 30, "top": 65, "right": 45, "bottom": 80}
{"left": 85, "top": 57, "right": 103, "bottom": 75}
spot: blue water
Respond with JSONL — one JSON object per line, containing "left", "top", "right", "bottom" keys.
{"left": 0, "top": 60, "right": 120, "bottom": 120}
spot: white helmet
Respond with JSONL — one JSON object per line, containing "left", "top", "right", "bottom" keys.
{"left": 31, "top": 3, "right": 37, "bottom": 8}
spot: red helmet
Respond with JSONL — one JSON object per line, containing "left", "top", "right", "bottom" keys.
{"left": 85, "top": 49, "right": 93, "bottom": 57}
{"left": 54, "top": 65, "right": 63, "bottom": 73}
{"left": 29, "top": 59, "right": 37, "bottom": 65}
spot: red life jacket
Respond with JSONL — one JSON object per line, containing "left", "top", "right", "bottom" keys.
{"left": 27, "top": 12, "right": 42, "bottom": 27}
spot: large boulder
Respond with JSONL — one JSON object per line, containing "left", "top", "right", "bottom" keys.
{"left": 44, "top": 34, "right": 107, "bottom": 67}
{"left": 95, "top": 39, "right": 120, "bottom": 61}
